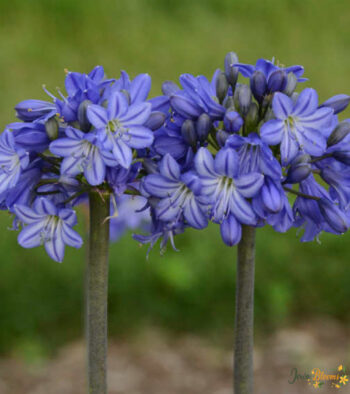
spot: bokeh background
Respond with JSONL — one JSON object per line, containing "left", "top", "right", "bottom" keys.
{"left": 1, "top": 0, "right": 350, "bottom": 393}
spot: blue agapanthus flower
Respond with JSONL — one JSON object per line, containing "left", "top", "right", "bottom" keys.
{"left": 0, "top": 66, "right": 166, "bottom": 261}
{"left": 134, "top": 52, "right": 350, "bottom": 252}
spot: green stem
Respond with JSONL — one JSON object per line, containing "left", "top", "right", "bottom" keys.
{"left": 86, "top": 191, "right": 110, "bottom": 394}
{"left": 234, "top": 225, "right": 256, "bottom": 394}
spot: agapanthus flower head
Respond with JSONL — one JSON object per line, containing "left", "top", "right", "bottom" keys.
{"left": 135, "top": 51, "right": 350, "bottom": 251}
{"left": 1, "top": 66, "right": 165, "bottom": 261}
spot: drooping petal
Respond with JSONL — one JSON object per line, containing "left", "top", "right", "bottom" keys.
{"left": 220, "top": 215, "right": 242, "bottom": 246}
{"left": 235, "top": 172, "right": 264, "bottom": 198}
{"left": 112, "top": 138, "right": 133, "bottom": 169}
{"left": 18, "top": 221, "right": 45, "bottom": 248}
{"left": 44, "top": 223, "right": 65, "bottom": 262}
{"left": 183, "top": 196, "right": 208, "bottom": 229}
{"left": 230, "top": 191, "right": 257, "bottom": 225}
{"left": 61, "top": 223, "right": 83, "bottom": 248}
{"left": 142, "top": 174, "right": 179, "bottom": 198}
{"left": 84, "top": 148, "right": 106, "bottom": 186}
{"left": 14, "top": 204, "right": 44, "bottom": 224}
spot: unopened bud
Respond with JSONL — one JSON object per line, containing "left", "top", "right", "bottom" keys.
{"left": 181, "top": 119, "right": 197, "bottom": 147}
{"left": 235, "top": 84, "right": 252, "bottom": 116}
{"left": 283, "top": 73, "right": 297, "bottom": 96}
{"left": 250, "top": 70, "right": 267, "bottom": 102}
{"left": 224, "top": 110, "right": 243, "bottom": 132}
{"left": 145, "top": 111, "right": 166, "bottom": 131}
{"left": 285, "top": 154, "right": 311, "bottom": 184}
{"left": 268, "top": 70, "right": 287, "bottom": 92}
{"left": 216, "top": 72, "right": 229, "bottom": 104}
{"left": 224, "top": 52, "right": 239, "bottom": 88}
{"left": 245, "top": 103, "right": 259, "bottom": 132}
{"left": 223, "top": 96, "right": 235, "bottom": 109}
{"left": 78, "top": 100, "right": 92, "bottom": 132}
{"left": 216, "top": 129, "right": 230, "bottom": 147}
{"left": 45, "top": 116, "right": 59, "bottom": 140}
{"left": 327, "top": 121, "right": 350, "bottom": 146}
{"left": 196, "top": 113, "right": 211, "bottom": 142}
{"left": 320, "top": 94, "right": 350, "bottom": 115}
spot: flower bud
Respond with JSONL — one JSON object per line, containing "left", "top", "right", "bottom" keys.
{"left": 142, "top": 158, "right": 158, "bottom": 174}
{"left": 327, "top": 121, "right": 350, "bottom": 146}
{"left": 283, "top": 72, "right": 298, "bottom": 96}
{"left": 318, "top": 198, "right": 348, "bottom": 234}
{"left": 162, "top": 80, "right": 180, "bottom": 97}
{"left": 196, "top": 113, "right": 211, "bottom": 142}
{"left": 320, "top": 94, "right": 350, "bottom": 115}
{"left": 170, "top": 95, "right": 202, "bottom": 119}
{"left": 234, "top": 84, "right": 252, "bottom": 116}
{"left": 78, "top": 100, "right": 92, "bottom": 132}
{"left": 144, "top": 111, "right": 166, "bottom": 131}
{"left": 45, "top": 116, "right": 59, "bottom": 140}
{"left": 216, "top": 129, "right": 230, "bottom": 147}
{"left": 15, "top": 99, "right": 55, "bottom": 122}
{"left": 224, "top": 110, "right": 243, "bottom": 132}
{"left": 285, "top": 154, "right": 311, "bottom": 183}
{"left": 223, "top": 96, "right": 235, "bottom": 109}
{"left": 332, "top": 151, "right": 350, "bottom": 165}
{"left": 250, "top": 70, "right": 267, "bottom": 102}
{"left": 181, "top": 119, "right": 197, "bottom": 147}
{"left": 216, "top": 72, "right": 229, "bottom": 104}
{"left": 267, "top": 70, "right": 287, "bottom": 92}
{"left": 224, "top": 52, "right": 239, "bottom": 88}
{"left": 245, "top": 103, "right": 259, "bottom": 132}
{"left": 220, "top": 214, "right": 242, "bottom": 246}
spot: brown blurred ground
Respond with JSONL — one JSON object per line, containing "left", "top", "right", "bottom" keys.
{"left": 1, "top": 319, "right": 349, "bottom": 394}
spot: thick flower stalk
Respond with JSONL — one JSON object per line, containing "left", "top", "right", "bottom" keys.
{"left": 0, "top": 67, "right": 161, "bottom": 393}
{"left": 133, "top": 53, "right": 350, "bottom": 393}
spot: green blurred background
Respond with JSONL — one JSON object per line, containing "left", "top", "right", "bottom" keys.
{"left": 0, "top": 0, "right": 350, "bottom": 361}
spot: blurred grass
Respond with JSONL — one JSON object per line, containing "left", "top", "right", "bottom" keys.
{"left": 1, "top": 0, "right": 350, "bottom": 358}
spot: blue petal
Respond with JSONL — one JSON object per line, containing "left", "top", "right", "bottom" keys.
{"left": 84, "top": 147, "right": 105, "bottom": 185}
{"left": 143, "top": 174, "right": 179, "bottom": 198}
{"left": 293, "top": 88, "right": 318, "bottom": 116}
{"left": 120, "top": 102, "right": 152, "bottom": 126}
{"left": 155, "top": 197, "right": 181, "bottom": 221}
{"left": 280, "top": 132, "right": 299, "bottom": 165}
{"left": 272, "top": 92, "right": 293, "bottom": 119}
{"left": 159, "top": 154, "right": 180, "bottom": 180}
{"left": 14, "top": 204, "right": 43, "bottom": 224}
{"left": 50, "top": 138, "right": 83, "bottom": 157}
{"left": 235, "top": 173, "right": 264, "bottom": 198}
{"left": 214, "top": 148, "right": 239, "bottom": 178}
{"left": 220, "top": 215, "right": 242, "bottom": 246}
{"left": 61, "top": 223, "right": 83, "bottom": 248}
{"left": 122, "top": 126, "right": 154, "bottom": 149}
{"left": 183, "top": 195, "right": 208, "bottom": 229}
{"left": 112, "top": 138, "right": 133, "bottom": 168}
{"left": 44, "top": 223, "right": 65, "bottom": 262}
{"left": 260, "top": 119, "right": 284, "bottom": 145}
{"left": 170, "top": 94, "right": 203, "bottom": 119}
{"left": 130, "top": 73, "right": 151, "bottom": 104}
{"left": 230, "top": 191, "right": 257, "bottom": 225}
{"left": 261, "top": 178, "right": 283, "bottom": 213}
{"left": 18, "top": 221, "right": 45, "bottom": 248}
{"left": 87, "top": 104, "right": 108, "bottom": 128}
{"left": 59, "top": 209, "right": 77, "bottom": 226}
{"left": 107, "top": 91, "right": 128, "bottom": 119}
{"left": 34, "top": 198, "right": 57, "bottom": 215}
{"left": 194, "top": 148, "right": 216, "bottom": 177}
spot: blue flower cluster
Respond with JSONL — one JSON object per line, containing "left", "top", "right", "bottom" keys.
{"left": 0, "top": 66, "right": 159, "bottom": 261}
{"left": 135, "top": 52, "right": 350, "bottom": 252}
{"left": 2, "top": 54, "right": 350, "bottom": 261}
